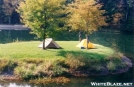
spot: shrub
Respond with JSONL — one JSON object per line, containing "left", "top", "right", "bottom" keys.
{"left": 65, "top": 53, "right": 85, "bottom": 70}
{"left": 107, "top": 61, "right": 116, "bottom": 71}
{"left": 14, "top": 59, "right": 67, "bottom": 79}
{"left": 0, "top": 59, "right": 17, "bottom": 73}
{"left": 0, "top": 60, "right": 8, "bottom": 73}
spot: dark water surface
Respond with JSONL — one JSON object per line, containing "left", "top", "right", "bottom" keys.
{"left": 0, "top": 30, "right": 133, "bottom": 87}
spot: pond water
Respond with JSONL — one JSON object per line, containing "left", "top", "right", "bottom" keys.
{"left": 0, "top": 30, "right": 38, "bottom": 43}
{"left": 0, "top": 74, "right": 133, "bottom": 87}
{"left": 0, "top": 29, "right": 133, "bottom": 87}
{"left": 90, "top": 30, "right": 134, "bottom": 58}
{"left": 0, "top": 82, "right": 31, "bottom": 87}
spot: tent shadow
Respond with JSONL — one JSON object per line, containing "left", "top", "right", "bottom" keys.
{"left": 44, "top": 48, "right": 63, "bottom": 52}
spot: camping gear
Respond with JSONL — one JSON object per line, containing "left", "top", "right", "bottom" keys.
{"left": 38, "top": 38, "right": 60, "bottom": 49}
{"left": 76, "top": 39, "right": 95, "bottom": 49}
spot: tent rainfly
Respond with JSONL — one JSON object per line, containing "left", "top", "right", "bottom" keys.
{"left": 76, "top": 39, "right": 95, "bottom": 49}
{"left": 38, "top": 38, "right": 60, "bottom": 49}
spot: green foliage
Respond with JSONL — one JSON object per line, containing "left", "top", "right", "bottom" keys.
{"left": 65, "top": 53, "right": 85, "bottom": 69}
{"left": 22, "top": 58, "right": 44, "bottom": 64}
{"left": 51, "top": 60, "right": 67, "bottom": 76}
{"left": 100, "top": 0, "right": 134, "bottom": 31}
{"left": 1, "top": 0, "right": 134, "bottom": 32}
{"left": 0, "top": 59, "right": 9, "bottom": 73}
{"left": 14, "top": 59, "right": 53, "bottom": 79}
{"left": 107, "top": 61, "right": 116, "bottom": 71}
{"left": 0, "top": 59, "right": 17, "bottom": 73}
{"left": 14, "top": 59, "right": 67, "bottom": 79}
{"left": 17, "top": 0, "right": 66, "bottom": 39}
{"left": 66, "top": 0, "right": 106, "bottom": 34}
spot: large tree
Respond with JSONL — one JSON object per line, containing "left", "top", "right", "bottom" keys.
{"left": 66, "top": 0, "right": 106, "bottom": 49}
{"left": 17, "top": 0, "right": 66, "bottom": 49}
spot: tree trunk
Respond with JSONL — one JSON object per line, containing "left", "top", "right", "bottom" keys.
{"left": 42, "top": 38, "right": 45, "bottom": 50}
{"left": 86, "top": 34, "right": 88, "bottom": 49}
{"left": 86, "top": 27, "right": 89, "bottom": 49}
{"left": 42, "top": 11, "right": 47, "bottom": 50}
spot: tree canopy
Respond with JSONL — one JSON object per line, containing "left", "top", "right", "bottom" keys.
{"left": 65, "top": 0, "right": 107, "bottom": 49}
{"left": 66, "top": 0, "right": 106, "bottom": 34}
{"left": 17, "top": 0, "right": 66, "bottom": 39}
{"left": 17, "top": 0, "right": 67, "bottom": 49}
{"left": 0, "top": 0, "right": 134, "bottom": 32}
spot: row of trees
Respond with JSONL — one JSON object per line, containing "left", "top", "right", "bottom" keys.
{"left": 100, "top": 0, "right": 134, "bottom": 31}
{"left": 17, "top": 0, "right": 107, "bottom": 49}
{"left": 0, "top": 0, "right": 134, "bottom": 31}
{"left": 0, "top": 0, "right": 134, "bottom": 49}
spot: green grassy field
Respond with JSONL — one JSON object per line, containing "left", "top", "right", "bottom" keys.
{"left": 0, "top": 41, "right": 114, "bottom": 59}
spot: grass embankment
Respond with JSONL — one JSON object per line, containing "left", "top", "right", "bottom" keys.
{"left": 0, "top": 41, "right": 132, "bottom": 84}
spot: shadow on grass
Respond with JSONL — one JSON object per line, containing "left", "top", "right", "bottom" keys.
{"left": 57, "top": 50, "right": 106, "bottom": 60}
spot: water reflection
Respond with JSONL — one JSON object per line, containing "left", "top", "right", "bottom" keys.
{"left": 0, "top": 30, "right": 38, "bottom": 43}
{"left": 0, "top": 75, "right": 133, "bottom": 87}
{"left": 0, "top": 82, "right": 31, "bottom": 87}
{"left": 90, "top": 31, "right": 134, "bottom": 58}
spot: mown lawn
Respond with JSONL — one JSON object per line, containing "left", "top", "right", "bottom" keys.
{"left": 0, "top": 41, "right": 114, "bottom": 60}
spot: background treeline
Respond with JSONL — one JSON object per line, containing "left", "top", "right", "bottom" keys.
{"left": 0, "top": 0, "right": 134, "bottom": 32}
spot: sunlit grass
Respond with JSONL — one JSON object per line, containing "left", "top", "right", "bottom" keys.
{"left": 0, "top": 41, "right": 62, "bottom": 59}
{"left": 0, "top": 41, "right": 114, "bottom": 60}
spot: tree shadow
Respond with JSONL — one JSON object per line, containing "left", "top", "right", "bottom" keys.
{"left": 57, "top": 50, "right": 106, "bottom": 60}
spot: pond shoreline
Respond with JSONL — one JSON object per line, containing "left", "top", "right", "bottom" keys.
{"left": 69, "top": 56, "right": 132, "bottom": 76}
{"left": 0, "top": 56, "right": 132, "bottom": 82}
